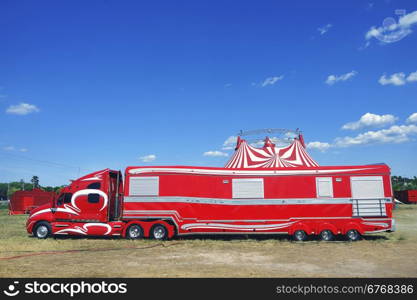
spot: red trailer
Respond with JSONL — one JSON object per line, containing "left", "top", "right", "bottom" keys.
{"left": 25, "top": 134, "right": 395, "bottom": 241}
{"left": 394, "top": 190, "right": 417, "bottom": 204}
{"left": 26, "top": 163, "right": 395, "bottom": 241}
{"left": 9, "top": 189, "right": 56, "bottom": 215}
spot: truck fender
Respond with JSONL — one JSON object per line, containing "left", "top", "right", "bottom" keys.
{"left": 122, "top": 221, "right": 151, "bottom": 238}
{"left": 318, "top": 223, "right": 338, "bottom": 235}
{"left": 289, "top": 222, "right": 311, "bottom": 235}
{"left": 343, "top": 222, "right": 364, "bottom": 235}
{"left": 151, "top": 220, "right": 176, "bottom": 239}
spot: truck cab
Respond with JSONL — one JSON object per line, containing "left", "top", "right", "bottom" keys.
{"left": 26, "top": 169, "right": 124, "bottom": 238}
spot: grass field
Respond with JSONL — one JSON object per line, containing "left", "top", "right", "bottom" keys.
{"left": 1, "top": 203, "right": 417, "bottom": 278}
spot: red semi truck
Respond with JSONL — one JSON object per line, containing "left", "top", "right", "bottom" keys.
{"left": 26, "top": 164, "right": 395, "bottom": 241}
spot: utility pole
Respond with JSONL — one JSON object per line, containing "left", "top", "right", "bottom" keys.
{"left": 20, "top": 179, "right": 24, "bottom": 191}
{"left": 7, "top": 182, "right": 10, "bottom": 200}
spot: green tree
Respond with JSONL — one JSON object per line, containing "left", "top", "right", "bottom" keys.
{"left": 31, "top": 176, "right": 40, "bottom": 189}
{"left": 392, "top": 176, "right": 417, "bottom": 191}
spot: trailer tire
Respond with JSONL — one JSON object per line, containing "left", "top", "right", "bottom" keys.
{"left": 319, "top": 230, "right": 334, "bottom": 241}
{"left": 346, "top": 229, "right": 361, "bottom": 242}
{"left": 293, "top": 230, "right": 308, "bottom": 241}
{"left": 33, "top": 221, "right": 51, "bottom": 239}
{"left": 126, "top": 224, "right": 144, "bottom": 239}
{"left": 151, "top": 224, "right": 168, "bottom": 240}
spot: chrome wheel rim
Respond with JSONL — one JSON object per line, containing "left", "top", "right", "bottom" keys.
{"left": 153, "top": 227, "right": 165, "bottom": 239}
{"left": 321, "top": 230, "right": 331, "bottom": 241}
{"left": 36, "top": 225, "right": 48, "bottom": 238}
{"left": 129, "top": 226, "right": 141, "bottom": 238}
{"left": 347, "top": 230, "right": 357, "bottom": 240}
{"left": 295, "top": 231, "right": 305, "bottom": 241}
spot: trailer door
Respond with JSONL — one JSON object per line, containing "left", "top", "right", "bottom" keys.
{"left": 351, "top": 176, "right": 384, "bottom": 199}
{"left": 108, "top": 171, "right": 123, "bottom": 221}
{"left": 351, "top": 176, "right": 386, "bottom": 217}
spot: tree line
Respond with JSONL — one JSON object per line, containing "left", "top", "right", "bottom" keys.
{"left": 391, "top": 176, "right": 417, "bottom": 191}
{"left": 1, "top": 175, "right": 416, "bottom": 201}
{"left": 0, "top": 176, "right": 65, "bottom": 200}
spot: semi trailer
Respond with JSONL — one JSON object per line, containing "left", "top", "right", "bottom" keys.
{"left": 26, "top": 163, "right": 395, "bottom": 241}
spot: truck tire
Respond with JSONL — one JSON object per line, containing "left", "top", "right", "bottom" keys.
{"left": 151, "top": 224, "right": 168, "bottom": 240}
{"left": 126, "top": 224, "right": 144, "bottom": 239}
{"left": 293, "top": 230, "right": 308, "bottom": 241}
{"left": 346, "top": 229, "right": 361, "bottom": 241}
{"left": 319, "top": 230, "right": 334, "bottom": 241}
{"left": 34, "top": 221, "right": 51, "bottom": 239}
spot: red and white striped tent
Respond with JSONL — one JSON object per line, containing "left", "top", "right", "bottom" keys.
{"left": 225, "top": 134, "right": 319, "bottom": 168}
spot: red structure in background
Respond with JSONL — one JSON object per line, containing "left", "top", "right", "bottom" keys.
{"left": 394, "top": 190, "right": 417, "bottom": 204}
{"left": 9, "top": 189, "right": 56, "bottom": 215}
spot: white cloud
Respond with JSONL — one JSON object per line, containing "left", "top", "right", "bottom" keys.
{"left": 335, "top": 124, "right": 417, "bottom": 147}
{"left": 406, "top": 112, "right": 417, "bottom": 123}
{"left": 379, "top": 71, "right": 417, "bottom": 86}
{"left": 222, "top": 136, "right": 238, "bottom": 150}
{"left": 6, "top": 103, "right": 40, "bottom": 115}
{"left": 342, "top": 113, "right": 398, "bottom": 130}
{"left": 261, "top": 76, "right": 284, "bottom": 87}
{"left": 378, "top": 72, "right": 406, "bottom": 86}
{"left": 139, "top": 154, "right": 156, "bottom": 162}
{"left": 203, "top": 150, "right": 229, "bottom": 157}
{"left": 306, "top": 141, "right": 332, "bottom": 152}
{"left": 318, "top": 24, "right": 332, "bottom": 35}
{"left": 365, "top": 10, "right": 417, "bottom": 43}
{"left": 2, "top": 146, "right": 28, "bottom": 152}
{"left": 325, "top": 71, "right": 357, "bottom": 85}
{"left": 407, "top": 71, "right": 417, "bottom": 82}
{"left": 309, "top": 124, "right": 417, "bottom": 150}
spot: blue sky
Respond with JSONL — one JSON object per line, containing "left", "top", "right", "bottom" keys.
{"left": 1, "top": 0, "right": 416, "bottom": 186}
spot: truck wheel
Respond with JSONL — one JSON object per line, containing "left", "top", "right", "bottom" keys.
{"left": 34, "top": 222, "right": 51, "bottom": 239}
{"left": 151, "top": 224, "right": 167, "bottom": 240}
{"left": 293, "top": 230, "right": 307, "bottom": 241}
{"left": 126, "top": 224, "right": 144, "bottom": 239}
{"left": 319, "top": 230, "right": 334, "bottom": 241}
{"left": 346, "top": 229, "right": 361, "bottom": 241}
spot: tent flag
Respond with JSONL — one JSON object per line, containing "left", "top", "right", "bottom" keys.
{"left": 224, "top": 134, "right": 319, "bottom": 168}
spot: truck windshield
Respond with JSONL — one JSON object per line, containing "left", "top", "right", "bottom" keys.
{"left": 57, "top": 193, "right": 73, "bottom": 206}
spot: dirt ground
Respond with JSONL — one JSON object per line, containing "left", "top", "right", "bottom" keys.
{"left": 0, "top": 204, "right": 416, "bottom": 277}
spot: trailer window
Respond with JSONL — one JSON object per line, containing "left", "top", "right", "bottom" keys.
{"left": 351, "top": 176, "right": 384, "bottom": 199}
{"left": 129, "top": 176, "right": 159, "bottom": 196}
{"left": 232, "top": 178, "right": 264, "bottom": 199}
{"left": 316, "top": 177, "right": 333, "bottom": 198}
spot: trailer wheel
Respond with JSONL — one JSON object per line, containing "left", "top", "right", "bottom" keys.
{"left": 151, "top": 224, "right": 168, "bottom": 240}
{"left": 319, "top": 230, "right": 334, "bottom": 241}
{"left": 33, "top": 221, "right": 51, "bottom": 239}
{"left": 346, "top": 229, "right": 361, "bottom": 241}
{"left": 126, "top": 224, "right": 144, "bottom": 239}
{"left": 293, "top": 230, "right": 308, "bottom": 241}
